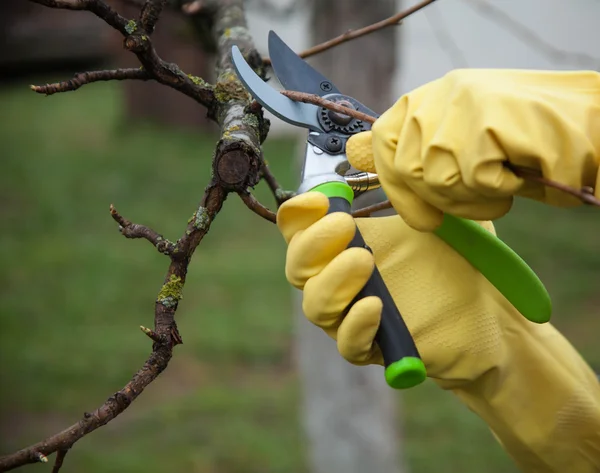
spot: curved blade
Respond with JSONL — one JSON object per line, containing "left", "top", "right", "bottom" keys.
{"left": 231, "top": 46, "right": 321, "bottom": 131}
{"left": 268, "top": 30, "right": 341, "bottom": 96}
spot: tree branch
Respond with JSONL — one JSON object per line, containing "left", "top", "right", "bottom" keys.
{"left": 29, "top": 0, "right": 216, "bottom": 108}
{"left": 262, "top": 0, "right": 440, "bottom": 65}
{"left": 282, "top": 90, "right": 600, "bottom": 208}
{"left": 209, "top": 0, "right": 270, "bottom": 192}
{"left": 352, "top": 200, "right": 393, "bottom": 218}
{"left": 30, "top": 68, "right": 150, "bottom": 95}
{"left": 0, "top": 180, "right": 225, "bottom": 472}
{"left": 139, "top": 0, "right": 168, "bottom": 33}
{"left": 50, "top": 449, "right": 68, "bottom": 473}
{"left": 238, "top": 191, "right": 277, "bottom": 223}
{"left": 110, "top": 204, "right": 176, "bottom": 255}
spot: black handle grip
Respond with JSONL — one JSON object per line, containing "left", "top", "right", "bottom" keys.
{"left": 328, "top": 197, "right": 426, "bottom": 389}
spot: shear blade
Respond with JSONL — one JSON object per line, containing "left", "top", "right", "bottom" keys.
{"left": 268, "top": 30, "right": 342, "bottom": 97}
{"left": 231, "top": 46, "right": 321, "bottom": 131}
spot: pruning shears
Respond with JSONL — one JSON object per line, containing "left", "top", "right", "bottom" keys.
{"left": 231, "top": 31, "right": 552, "bottom": 390}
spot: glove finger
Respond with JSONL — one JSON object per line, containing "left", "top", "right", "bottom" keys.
{"left": 369, "top": 105, "right": 445, "bottom": 232}
{"left": 302, "top": 246, "right": 375, "bottom": 331}
{"left": 379, "top": 170, "right": 445, "bottom": 232}
{"left": 276, "top": 192, "right": 330, "bottom": 244}
{"left": 285, "top": 212, "right": 356, "bottom": 288}
{"left": 412, "top": 149, "right": 517, "bottom": 221}
{"left": 337, "top": 296, "right": 384, "bottom": 366}
{"left": 346, "top": 131, "right": 376, "bottom": 173}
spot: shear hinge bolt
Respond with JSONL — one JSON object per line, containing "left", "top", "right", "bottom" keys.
{"left": 325, "top": 136, "right": 342, "bottom": 152}
{"left": 320, "top": 81, "right": 333, "bottom": 92}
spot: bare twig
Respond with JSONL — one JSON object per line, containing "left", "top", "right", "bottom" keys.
{"left": 283, "top": 90, "right": 600, "bottom": 208}
{"left": 29, "top": 0, "right": 216, "bottom": 108}
{"left": 262, "top": 0, "right": 439, "bottom": 65}
{"left": 352, "top": 200, "right": 394, "bottom": 218}
{"left": 260, "top": 162, "right": 295, "bottom": 206}
{"left": 0, "top": 335, "right": 177, "bottom": 471}
{"left": 238, "top": 192, "right": 277, "bottom": 223}
{"left": 281, "top": 90, "right": 378, "bottom": 123}
{"left": 51, "top": 449, "right": 69, "bottom": 473}
{"left": 110, "top": 204, "right": 176, "bottom": 255}
{"left": 506, "top": 165, "right": 600, "bottom": 207}
{"left": 139, "top": 0, "right": 168, "bottom": 33}
{"left": 30, "top": 68, "right": 150, "bottom": 95}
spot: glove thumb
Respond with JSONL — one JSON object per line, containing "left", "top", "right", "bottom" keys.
{"left": 346, "top": 131, "right": 376, "bottom": 172}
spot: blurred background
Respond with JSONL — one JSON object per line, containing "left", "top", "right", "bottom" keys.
{"left": 1, "top": 1, "right": 599, "bottom": 472}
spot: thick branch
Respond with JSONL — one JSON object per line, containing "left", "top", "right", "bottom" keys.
{"left": 31, "top": 68, "right": 150, "bottom": 95}
{"left": 210, "top": 0, "right": 270, "bottom": 192}
{"left": 262, "top": 0, "right": 439, "bottom": 64}
{"left": 282, "top": 90, "right": 600, "bottom": 208}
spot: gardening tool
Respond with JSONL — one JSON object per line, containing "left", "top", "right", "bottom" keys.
{"left": 231, "top": 30, "right": 552, "bottom": 390}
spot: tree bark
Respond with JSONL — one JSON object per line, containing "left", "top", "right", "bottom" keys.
{"left": 295, "top": 1, "right": 407, "bottom": 473}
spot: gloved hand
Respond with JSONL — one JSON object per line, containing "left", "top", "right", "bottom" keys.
{"left": 277, "top": 191, "right": 600, "bottom": 472}
{"left": 346, "top": 69, "right": 600, "bottom": 231}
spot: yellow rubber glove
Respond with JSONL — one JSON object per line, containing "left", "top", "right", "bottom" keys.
{"left": 346, "top": 69, "right": 600, "bottom": 231}
{"left": 277, "top": 192, "right": 600, "bottom": 473}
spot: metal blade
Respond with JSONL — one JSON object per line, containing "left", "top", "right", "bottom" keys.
{"left": 231, "top": 46, "right": 321, "bottom": 131}
{"left": 268, "top": 30, "right": 341, "bottom": 96}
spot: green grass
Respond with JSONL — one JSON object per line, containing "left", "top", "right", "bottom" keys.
{"left": 0, "top": 78, "right": 598, "bottom": 473}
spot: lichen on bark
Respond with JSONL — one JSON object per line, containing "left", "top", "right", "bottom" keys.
{"left": 210, "top": 0, "right": 269, "bottom": 191}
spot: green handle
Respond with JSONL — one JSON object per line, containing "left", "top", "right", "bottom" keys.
{"left": 434, "top": 214, "right": 552, "bottom": 323}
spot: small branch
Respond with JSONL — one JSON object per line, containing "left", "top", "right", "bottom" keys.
{"left": 140, "top": 325, "right": 164, "bottom": 343}
{"left": 262, "top": 0, "right": 439, "bottom": 65}
{"left": 110, "top": 204, "right": 175, "bottom": 255}
{"left": 0, "top": 336, "right": 177, "bottom": 471}
{"left": 30, "top": 68, "right": 150, "bottom": 96}
{"left": 352, "top": 200, "right": 393, "bottom": 218}
{"left": 139, "top": 0, "right": 168, "bottom": 33}
{"left": 260, "top": 162, "right": 295, "bottom": 206}
{"left": 30, "top": 0, "right": 216, "bottom": 109}
{"left": 51, "top": 449, "right": 69, "bottom": 473}
{"left": 283, "top": 90, "right": 600, "bottom": 208}
{"left": 238, "top": 191, "right": 277, "bottom": 223}
{"left": 281, "top": 90, "right": 377, "bottom": 124}
{"left": 506, "top": 165, "right": 600, "bottom": 207}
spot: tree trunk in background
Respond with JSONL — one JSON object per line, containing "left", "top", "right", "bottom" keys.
{"left": 295, "top": 2, "right": 407, "bottom": 473}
